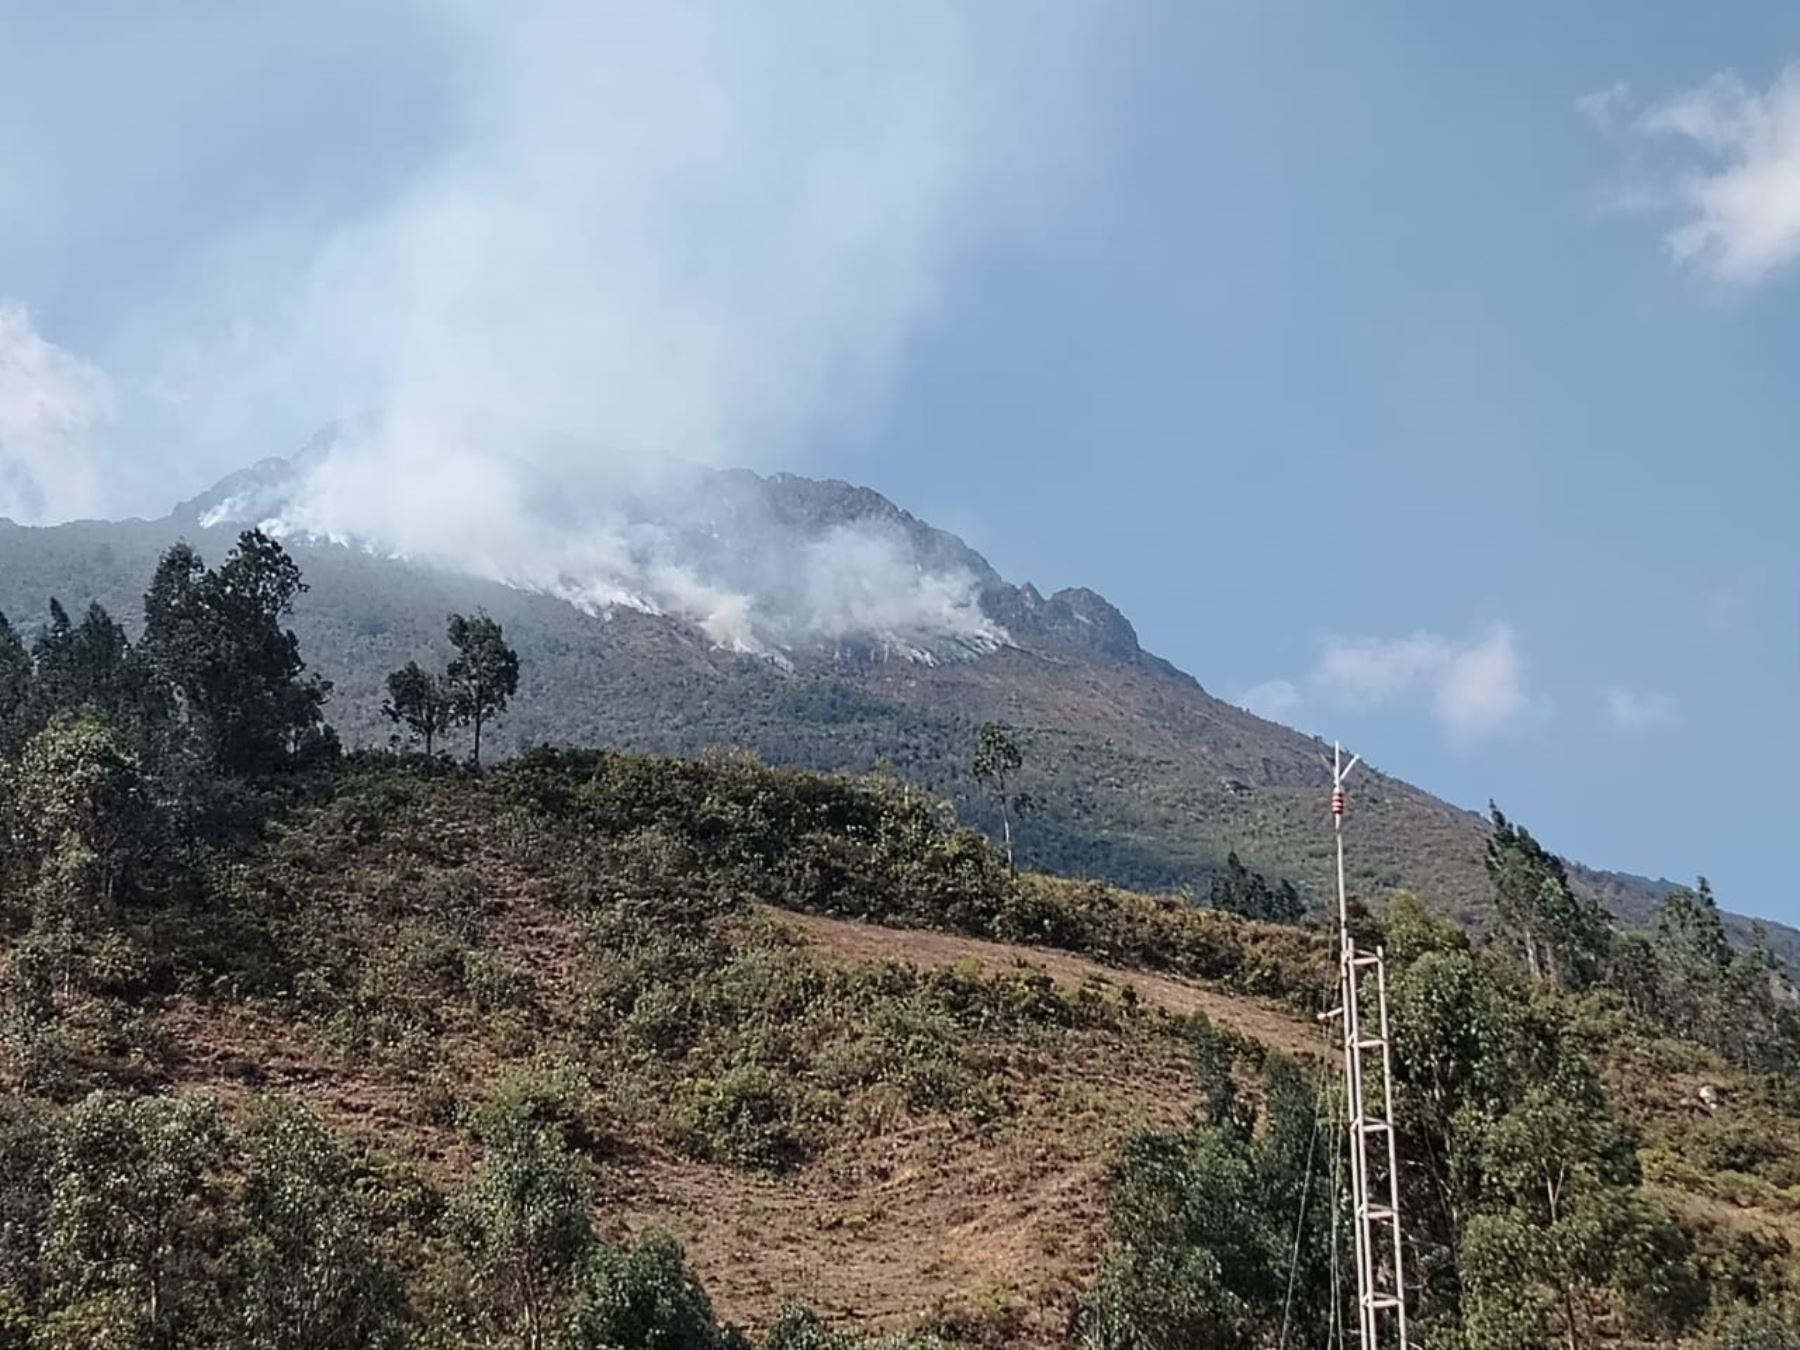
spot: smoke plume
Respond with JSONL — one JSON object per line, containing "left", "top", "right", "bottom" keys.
{"left": 165, "top": 2, "right": 1091, "bottom": 652}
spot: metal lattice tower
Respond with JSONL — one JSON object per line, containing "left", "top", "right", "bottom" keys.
{"left": 1324, "top": 743, "right": 1409, "bottom": 1350}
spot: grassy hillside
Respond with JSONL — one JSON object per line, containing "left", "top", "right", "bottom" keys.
{"left": 2, "top": 746, "right": 1797, "bottom": 1346}
{"left": 3, "top": 516, "right": 1793, "bottom": 979}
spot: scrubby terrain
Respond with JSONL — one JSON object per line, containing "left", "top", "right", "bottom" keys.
{"left": 7, "top": 454, "right": 1792, "bottom": 976}
{"left": 3, "top": 531, "right": 1799, "bottom": 1348}
{"left": 3, "top": 746, "right": 1799, "bottom": 1347}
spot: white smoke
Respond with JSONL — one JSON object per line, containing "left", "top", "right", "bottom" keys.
{"left": 162, "top": 1, "right": 1089, "bottom": 653}
{"left": 0, "top": 302, "right": 112, "bottom": 524}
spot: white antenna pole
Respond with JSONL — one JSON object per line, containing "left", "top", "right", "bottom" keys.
{"left": 1326, "top": 742, "right": 1408, "bottom": 1350}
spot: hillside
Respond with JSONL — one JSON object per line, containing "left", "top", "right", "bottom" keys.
{"left": 3, "top": 455, "right": 1794, "bottom": 973}
{"left": 2, "top": 743, "right": 1796, "bottom": 1347}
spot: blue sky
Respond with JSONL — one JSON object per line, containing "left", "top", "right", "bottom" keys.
{"left": 2, "top": 4, "right": 1797, "bottom": 922}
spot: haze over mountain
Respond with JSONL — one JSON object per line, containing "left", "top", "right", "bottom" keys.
{"left": 4, "top": 438, "right": 1792, "bottom": 974}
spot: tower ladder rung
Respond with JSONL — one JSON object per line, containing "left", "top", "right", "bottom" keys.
{"left": 1329, "top": 741, "right": 1409, "bottom": 1346}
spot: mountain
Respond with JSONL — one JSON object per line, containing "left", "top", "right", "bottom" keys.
{"left": 2, "top": 441, "right": 1793, "bottom": 968}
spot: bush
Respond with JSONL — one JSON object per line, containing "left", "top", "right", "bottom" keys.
{"left": 238, "top": 1100, "right": 407, "bottom": 1350}
{"left": 40, "top": 1092, "right": 230, "bottom": 1350}
{"left": 562, "top": 1230, "right": 747, "bottom": 1350}
{"left": 761, "top": 1304, "right": 948, "bottom": 1350}
{"left": 673, "top": 1064, "right": 819, "bottom": 1173}
{"left": 1718, "top": 1308, "right": 1800, "bottom": 1350}
{"left": 450, "top": 1098, "right": 594, "bottom": 1348}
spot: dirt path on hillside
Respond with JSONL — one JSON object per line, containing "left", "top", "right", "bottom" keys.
{"left": 766, "top": 907, "right": 1323, "bottom": 1059}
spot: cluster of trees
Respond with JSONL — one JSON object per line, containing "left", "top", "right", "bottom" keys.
{"left": 1204, "top": 850, "right": 1304, "bottom": 924}
{"left": 1485, "top": 807, "right": 1800, "bottom": 1072}
{"left": 0, "top": 533, "right": 346, "bottom": 1085}
{"left": 0, "top": 1092, "right": 400, "bottom": 1349}
{"left": 1079, "top": 1024, "right": 1344, "bottom": 1349}
{"left": 0, "top": 537, "right": 532, "bottom": 1093}
{"left": 1384, "top": 894, "right": 1708, "bottom": 1349}
{"left": 0, "top": 531, "right": 333, "bottom": 777}
{"left": 1080, "top": 807, "right": 1800, "bottom": 1349}
{"left": 382, "top": 613, "right": 520, "bottom": 766}
{"left": 0, "top": 1086, "right": 934, "bottom": 1350}
{"left": 1082, "top": 909, "right": 1721, "bottom": 1350}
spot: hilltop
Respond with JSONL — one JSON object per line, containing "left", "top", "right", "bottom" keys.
{"left": 1, "top": 446, "right": 1791, "bottom": 973}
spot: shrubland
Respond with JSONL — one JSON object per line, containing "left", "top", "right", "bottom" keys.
{"left": 0, "top": 534, "right": 1796, "bottom": 1347}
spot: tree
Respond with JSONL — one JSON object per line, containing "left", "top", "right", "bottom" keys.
{"left": 0, "top": 612, "right": 32, "bottom": 755}
{"left": 382, "top": 661, "right": 461, "bottom": 757}
{"left": 1388, "top": 936, "right": 1701, "bottom": 1346}
{"left": 451, "top": 1100, "right": 592, "bottom": 1349}
{"left": 1078, "top": 1034, "right": 1338, "bottom": 1350}
{"left": 562, "top": 1230, "right": 745, "bottom": 1350}
{"left": 1654, "top": 879, "right": 1733, "bottom": 1044}
{"left": 970, "top": 722, "right": 1034, "bottom": 872}
{"left": 1079, "top": 1126, "right": 1279, "bottom": 1350}
{"left": 40, "top": 1092, "right": 228, "bottom": 1349}
{"left": 0, "top": 1097, "right": 55, "bottom": 1327}
{"left": 1721, "top": 931, "right": 1800, "bottom": 1073}
{"left": 16, "top": 713, "right": 154, "bottom": 914}
{"left": 141, "top": 531, "right": 333, "bottom": 775}
{"left": 237, "top": 1102, "right": 406, "bottom": 1350}
{"left": 1465, "top": 1064, "right": 1700, "bottom": 1348}
{"left": 1486, "top": 807, "right": 1609, "bottom": 990}
{"left": 446, "top": 613, "right": 520, "bottom": 769}
{"left": 27, "top": 601, "right": 155, "bottom": 739}
{"left": 1650, "top": 882, "right": 1800, "bottom": 1071}
{"left": 1207, "top": 851, "right": 1304, "bottom": 925}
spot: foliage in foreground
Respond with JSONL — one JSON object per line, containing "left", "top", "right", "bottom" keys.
{"left": 2, "top": 538, "right": 1798, "bottom": 1347}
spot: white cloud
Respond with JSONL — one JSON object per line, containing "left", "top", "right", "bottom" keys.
{"left": 1606, "top": 687, "right": 1677, "bottom": 733}
{"left": 1317, "top": 632, "right": 1454, "bottom": 708}
{"left": 0, "top": 302, "right": 112, "bottom": 524}
{"left": 1237, "top": 679, "right": 1302, "bottom": 721}
{"left": 1315, "top": 625, "right": 1530, "bottom": 741}
{"left": 1434, "top": 627, "right": 1528, "bottom": 739}
{"left": 1640, "top": 65, "right": 1800, "bottom": 285}
{"left": 1577, "top": 81, "right": 1633, "bottom": 132}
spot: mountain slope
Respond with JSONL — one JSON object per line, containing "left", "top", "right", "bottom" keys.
{"left": 3, "top": 749, "right": 1793, "bottom": 1344}
{"left": 0, "top": 453, "right": 1791, "bottom": 967}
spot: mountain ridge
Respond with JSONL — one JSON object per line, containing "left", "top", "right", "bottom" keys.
{"left": 1, "top": 445, "right": 1790, "bottom": 968}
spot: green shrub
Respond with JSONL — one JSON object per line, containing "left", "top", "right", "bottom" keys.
{"left": 562, "top": 1230, "right": 748, "bottom": 1350}
{"left": 672, "top": 1064, "right": 821, "bottom": 1172}
{"left": 238, "top": 1100, "right": 407, "bottom": 1350}
{"left": 761, "top": 1305, "right": 948, "bottom": 1350}
{"left": 449, "top": 1097, "right": 594, "bottom": 1347}
{"left": 1717, "top": 1307, "right": 1800, "bottom": 1349}
{"left": 40, "top": 1092, "right": 230, "bottom": 1350}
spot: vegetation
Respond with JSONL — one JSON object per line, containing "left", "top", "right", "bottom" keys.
{"left": 383, "top": 660, "right": 459, "bottom": 758}
{"left": 1079, "top": 1034, "right": 1341, "bottom": 1350}
{"left": 383, "top": 612, "right": 522, "bottom": 765}
{"left": 969, "top": 723, "right": 1034, "bottom": 873}
{"left": 0, "top": 539, "right": 1797, "bottom": 1346}
{"left": 448, "top": 612, "right": 521, "bottom": 768}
